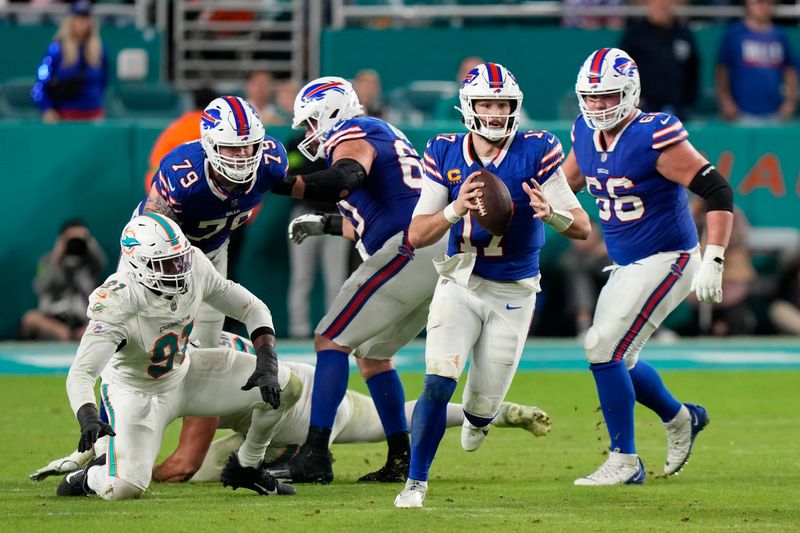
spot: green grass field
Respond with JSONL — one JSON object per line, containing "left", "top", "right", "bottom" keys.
{"left": 2, "top": 370, "right": 799, "bottom": 532}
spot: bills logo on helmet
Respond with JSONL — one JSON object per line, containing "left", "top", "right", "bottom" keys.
{"left": 461, "top": 69, "right": 478, "bottom": 88}
{"left": 201, "top": 108, "right": 222, "bottom": 130}
{"left": 301, "top": 81, "right": 347, "bottom": 103}
{"left": 613, "top": 57, "right": 638, "bottom": 78}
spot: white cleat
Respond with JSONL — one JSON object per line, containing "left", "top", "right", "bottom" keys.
{"left": 663, "top": 403, "right": 709, "bottom": 476}
{"left": 461, "top": 420, "right": 490, "bottom": 452}
{"left": 493, "top": 402, "right": 552, "bottom": 437}
{"left": 574, "top": 451, "right": 646, "bottom": 486}
{"left": 394, "top": 479, "right": 427, "bottom": 508}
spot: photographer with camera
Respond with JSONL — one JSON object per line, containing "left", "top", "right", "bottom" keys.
{"left": 30, "top": 0, "right": 107, "bottom": 123}
{"left": 19, "top": 220, "right": 107, "bottom": 341}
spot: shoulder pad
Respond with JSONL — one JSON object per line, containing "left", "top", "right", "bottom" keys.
{"left": 86, "top": 274, "right": 136, "bottom": 323}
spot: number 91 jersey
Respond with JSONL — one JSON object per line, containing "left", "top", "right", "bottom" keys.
{"left": 571, "top": 112, "right": 698, "bottom": 266}
{"left": 147, "top": 137, "right": 288, "bottom": 253}
{"left": 324, "top": 116, "right": 422, "bottom": 256}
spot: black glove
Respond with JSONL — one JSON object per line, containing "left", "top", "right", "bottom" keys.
{"left": 76, "top": 403, "right": 115, "bottom": 453}
{"left": 241, "top": 336, "right": 281, "bottom": 409}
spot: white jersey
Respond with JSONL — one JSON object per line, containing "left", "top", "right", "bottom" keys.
{"left": 66, "top": 249, "right": 273, "bottom": 415}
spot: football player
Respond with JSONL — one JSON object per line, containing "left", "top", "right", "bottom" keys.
{"left": 266, "top": 77, "right": 447, "bottom": 484}
{"left": 561, "top": 48, "right": 732, "bottom": 485}
{"left": 394, "top": 62, "right": 590, "bottom": 508}
{"left": 33, "top": 332, "right": 552, "bottom": 484}
{"left": 56, "top": 215, "right": 295, "bottom": 499}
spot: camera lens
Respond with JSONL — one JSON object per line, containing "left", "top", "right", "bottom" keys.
{"left": 65, "top": 237, "right": 87, "bottom": 256}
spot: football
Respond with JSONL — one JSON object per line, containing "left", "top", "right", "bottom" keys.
{"left": 472, "top": 168, "right": 514, "bottom": 236}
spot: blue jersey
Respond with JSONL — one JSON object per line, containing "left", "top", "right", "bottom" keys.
{"left": 144, "top": 138, "right": 288, "bottom": 253}
{"left": 324, "top": 117, "right": 422, "bottom": 256}
{"left": 424, "top": 130, "right": 565, "bottom": 281}
{"left": 571, "top": 112, "right": 698, "bottom": 265}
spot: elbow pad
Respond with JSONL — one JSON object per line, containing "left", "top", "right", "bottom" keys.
{"left": 302, "top": 158, "right": 367, "bottom": 201}
{"left": 688, "top": 164, "right": 734, "bottom": 212}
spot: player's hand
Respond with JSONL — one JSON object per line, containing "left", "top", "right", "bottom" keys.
{"left": 522, "top": 179, "right": 553, "bottom": 220}
{"left": 288, "top": 214, "right": 327, "bottom": 244}
{"left": 76, "top": 404, "right": 115, "bottom": 453}
{"left": 242, "top": 342, "right": 281, "bottom": 409}
{"left": 692, "top": 254, "right": 724, "bottom": 304}
{"left": 454, "top": 171, "right": 484, "bottom": 216}
{"left": 29, "top": 452, "right": 92, "bottom": 481}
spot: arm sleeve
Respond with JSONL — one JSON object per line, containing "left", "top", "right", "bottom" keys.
{"left": 197, "top": 253, "right": 274, "bottom": 333}
{"left": 66, "top": 322, "right": 125, "bottom": 415}
{"left": 413, "top": 174, "right": 449, "bottom": 217}
{"left": 31, "top": 42, "right": 62, "bottom": 111}
{"left": 541, "top": 167, "right": 582, "bottom": 211}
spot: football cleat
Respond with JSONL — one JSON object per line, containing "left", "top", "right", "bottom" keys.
{"left": 56, "top": 454, "right": 106, "bottom": 497}
{"left": 220, "top": 452, "right": 296, "bottom": 496}
{"left": 358, "top": 454, "right": 408, "bottom": 483}
{"left": 267, "top": 443, "right": 333, "bottom": 484}
{"left": 461, "top": 420, "right": 490, "bottom": 452}
{"left": 493, "top": 402, "right": 552, "bottom": 437}
{"left": 263, "top": 444, "right": 299, "bottom": 471}
{"left": 664, "top": 403, "right": 710, "bottom": 476}
{"left": 574, "top": 452, "right": 645, "bottom": 486}
{"left": 394, "top": 479, "right": 427, "bottom": 508}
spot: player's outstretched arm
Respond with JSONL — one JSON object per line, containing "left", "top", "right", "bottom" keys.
{"left": 657, "top": 141, "right": 734, "bottom": 303}
{"left": 410, "top": 171, "right": 483, "bottom": 248}
{"left": 153, "top": 416, "right": 219, "bottom": 483}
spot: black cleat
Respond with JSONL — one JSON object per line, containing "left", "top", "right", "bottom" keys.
{"left": 56, "top": 454, "right": 106, "bottom": 497}
{"left": 267, "top": 443, "right": 334, "bottom": 484}
{"left": 263, "top": 444, "right": 299, "bottom": 471}
{"left": 358, "top": 433, "right": 409, "bottom": 483}
{"left": 220, "top": 452, "right": 296, "bottom": 496}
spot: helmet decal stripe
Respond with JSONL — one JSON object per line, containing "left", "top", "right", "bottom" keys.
{"left": 486, "top": 62, "right": 504, "bottom": 89}
{"left": 589, "top": 48, "right": 611, "bottom": 83}
{"left": 223, "top": 96, "right": 250, "bottom": 137}
{"left": 143, "top": 213, "right": 179, "bottom": 246}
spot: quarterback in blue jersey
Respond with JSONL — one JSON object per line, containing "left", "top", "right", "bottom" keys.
{"left": 140, "top": 95, "right": 288, "bottom": 349}
{"left": 266, "top": 77, "right": 447, "bottom": 484}
{"left": 394, "top": 63, "right": 590, "bottom": 508}
{"left": 561, "top": 48, "right": 734, "bottom": 486}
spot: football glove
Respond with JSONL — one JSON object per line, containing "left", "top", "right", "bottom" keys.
{"left": 29, "top": 449, "right": 94, "bottom": 481}
{"left": 242, "top": 341, "right": 281, "bottom": 409}
{"left": 692, "top": 245, "right": 725, "bottom": 304}
{"left": 76, "top": 403, "right": 115, "bottom": 453}
{"left": 288, "top": 213, "right": 343, "bottom": 244}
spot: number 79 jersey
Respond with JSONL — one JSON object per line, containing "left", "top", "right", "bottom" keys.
{"left": 571, "top": 112, "right": 698, "bottom": 266}
{"left": 145, "top": 137, "right": 288, "bottom": 254}
{"left": 324, "top": 116, "right": 422, "bottom": 256}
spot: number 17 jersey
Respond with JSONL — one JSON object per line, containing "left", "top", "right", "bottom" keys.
{"left": 571, "top": 112, "right": 698, "bottom": 266}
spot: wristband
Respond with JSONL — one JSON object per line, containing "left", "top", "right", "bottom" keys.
{"left": 443, "top": 202, "right": 463, "bottom": 224}
{"left": 543, "top": 207, "right": 574, "bottom": 233}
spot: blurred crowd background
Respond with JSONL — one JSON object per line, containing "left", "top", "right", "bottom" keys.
{"left": 1, "top": 0, "right": 799, "bottom": 340}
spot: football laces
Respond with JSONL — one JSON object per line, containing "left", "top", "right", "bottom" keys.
{"left": 475, "top": 196, "right": 487, "bottom": 217}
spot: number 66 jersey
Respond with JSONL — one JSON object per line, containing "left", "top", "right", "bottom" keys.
{"left": 571, "top": 111, "right": 698, "bottom": 266}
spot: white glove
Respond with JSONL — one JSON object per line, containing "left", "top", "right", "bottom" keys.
{"left": 288, "top": 214, "right": 327, "bottom": 245}
{"left": 692, "top": 244, "right": 725, "bottom": 304}
{"left": 29, "top": 449, "right": 94, "bottom": 481}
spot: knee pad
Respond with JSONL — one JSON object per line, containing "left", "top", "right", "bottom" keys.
{"left": 425, "top": 353, "right": 461, "bottom": 380}
{"left": 583, "top": 326, "right": 613, "bottom": 365}
{"left": 623, "top": 350, "right": 639, "bottom": 370}
{"left": 97, "top": 477, "right": 144, "bottom": 501}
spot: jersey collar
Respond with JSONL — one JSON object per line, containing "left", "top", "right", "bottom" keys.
{"left": 463, "top": 132, "right": 515, "bottom": 168}
{"left": 592, "top": 109, "right": 641, "bottom": 153}
{"left": 204, "top": 160, "right": 256, "bottom": 201}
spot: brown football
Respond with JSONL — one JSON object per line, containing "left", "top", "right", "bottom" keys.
{"left": 472, "top": 168, "right": 514, "bottom": 236}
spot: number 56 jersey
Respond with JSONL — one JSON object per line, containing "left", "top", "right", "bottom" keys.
{"left": 571, "top": 112, "right": 698, "bottom": 266}
{"left": 144, "top": 138, "right": 288, "bottom": 254}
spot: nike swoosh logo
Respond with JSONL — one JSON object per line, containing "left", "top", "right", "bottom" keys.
{"left": 691, "top": 412, "right": 698, "bottom": 427}
{"left": 253, "top": 482, "right": 277, "bottom": 495}
{"left": 660, "top": 117, "right": 670, "bottom": 125}
{"left": 547, "top": 137, "right": 555, "bottom": 144}
{"left": 506, "top": 304, "right": 522, "bottom": 310}
{"left": 168, "top": 181, "right": 176, "bottom": 192}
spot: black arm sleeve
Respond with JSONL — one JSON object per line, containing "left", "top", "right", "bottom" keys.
{"left": 688, "top": 164, "right": 734, "bottom": 212}
{"left": 300, "top": 158, "right": 367, "bottom": 201}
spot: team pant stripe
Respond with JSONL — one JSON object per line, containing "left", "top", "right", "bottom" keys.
{"left": 101, "top": 383, "right": 118, "bottom": 478}
{"left": 322, "top": 240, "right": 414, "bottom": 340}
{"left": 612, "top": 253, "right": 690, "bottom": 361}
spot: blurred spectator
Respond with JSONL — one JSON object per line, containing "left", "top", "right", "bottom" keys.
{"left": 285, "top": 134, "right": 350, "bottom": 339}
{"left": 558, "top": 222, "right": 609, "bottom": 337}
{"left": 143, "top": 87, "right": 218, "bottom": 193}
{"left": 692, "top": 201, "right": 756, "bottom": 336}
{"left": 620, "top": 0, "right": 699, "bottom": 120}
{"left": 433, "top": 56, "right": 484, "bottom": 121}
{"left": 769, "top": 252, "right": 800, "bottom": 334}
{"left": 353, "top": 69, "right": 386, "bottom": 118}
{"left": 716, "top": 0, "right": 797, "bottom": 123}
{"left": 562, "top": 0, "right": 624, "bottom": 29}
{"left": 245, "top": 70, "right": 279, "bottom": 124}
{"left": 31, "top": 0, "right": 107, "bottom": 123}
{"left": 271, "top": 78, "right": 301, "bottom": 126}
{"left": 19, "top": 220, "right": 107, "bottom": 341}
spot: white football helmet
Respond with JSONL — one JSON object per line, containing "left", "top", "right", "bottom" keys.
{"left": 292, "top": 76, "right": 363, "bottom": 161}
{"left": 456, "top": 62, "right": 523, "bottom": 142}
{"left": 200, "top": 96, "right": 265, "bottom": 184}
{"left": 575, "top": 48, "right": 641, "bottom": 131}
{"left": 120, "top": 214, "right": 193, "bottom": 295}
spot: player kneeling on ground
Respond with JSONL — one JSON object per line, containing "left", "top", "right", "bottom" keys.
{"left": 57, "top": 215, "right": 295, "bottom": 499}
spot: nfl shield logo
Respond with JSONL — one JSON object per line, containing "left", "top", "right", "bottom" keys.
{"left": 601, "top": 153, "right": 608, "bottom": 163}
